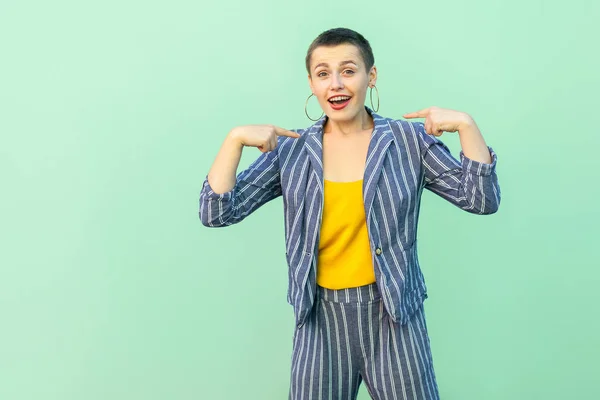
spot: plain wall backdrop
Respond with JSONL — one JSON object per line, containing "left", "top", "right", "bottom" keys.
{"left": 1, "top": 0, "right": 599, "bottom": 399}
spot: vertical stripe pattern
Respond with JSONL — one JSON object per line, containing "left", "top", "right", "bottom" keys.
{"left": 199, "top": 106, "right": 501, "bottom": 329}
{"left": 289, "top": 283, "right": 440, "bottom": 399}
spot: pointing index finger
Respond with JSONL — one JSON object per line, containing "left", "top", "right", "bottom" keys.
{"left": 274, "top": 126, "right": 301, "bottom": 138}
{"left": 403, "top": 108, "right": 430, "bottom": 119}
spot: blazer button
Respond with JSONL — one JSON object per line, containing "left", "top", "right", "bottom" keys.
{"left": 375, "top": 247, "right": 382, "bottom": 255}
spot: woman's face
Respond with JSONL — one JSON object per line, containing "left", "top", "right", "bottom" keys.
{"left": 308, "top": 43, "right": 377, "bottom": 124}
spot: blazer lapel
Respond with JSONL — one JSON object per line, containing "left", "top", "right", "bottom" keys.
{"left": 363, "top": 109, "right": 395, "bottom": 214}
{"left": 304, "top": 123, "right": 325, "bottom": 195}
{"left": 301, "top": 107, "right": 395, "bottom": 225}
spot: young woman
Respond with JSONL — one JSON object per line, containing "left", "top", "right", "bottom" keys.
{"left": 200, "top": 27, "right": 500, "bottom": 400}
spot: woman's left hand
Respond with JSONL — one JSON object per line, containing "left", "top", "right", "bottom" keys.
{"left": 403, "top": 106, "right": 475, "bottom": 137}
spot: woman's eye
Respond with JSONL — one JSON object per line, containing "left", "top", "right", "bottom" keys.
{"left": 317, "top": 71, "right": 327, "bottom": 77}
{"left": 344, "top": 69, "right": 355, "bottom": 75}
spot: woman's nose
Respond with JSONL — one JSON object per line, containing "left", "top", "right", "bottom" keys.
{"left": 330, "top": 73, "right": 344, "bottom": 90}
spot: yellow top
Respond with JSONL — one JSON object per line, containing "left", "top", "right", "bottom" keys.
{"left": 316, "top": 179, "right": 377, "bottom": 289}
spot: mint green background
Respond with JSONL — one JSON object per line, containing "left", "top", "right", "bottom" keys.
{"left": 1, "top": 0, "right": 599, "bottom": 399}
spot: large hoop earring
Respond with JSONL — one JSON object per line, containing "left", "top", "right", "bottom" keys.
{"left": 304, "top": 93, "right": 324, "bottom": 121}
{"left": 369, "top": 85, "right": 380, "bottom": 112}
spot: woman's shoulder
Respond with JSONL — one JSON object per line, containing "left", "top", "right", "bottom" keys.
{"left": 378, "top": 114, "right": 423, "bottom": 128}
{"left": 374, "top": 114, "right": 441, "bottom": 151}
{"left": 373, "top": 114, "right": 427, "bottom": 138}
{"left": 276, "top": 126, "right": 310, "bottom": 154}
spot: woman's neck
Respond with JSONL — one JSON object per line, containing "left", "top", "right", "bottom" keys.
{"left": 323, "top": 108, "right": 374, "bottom": 136}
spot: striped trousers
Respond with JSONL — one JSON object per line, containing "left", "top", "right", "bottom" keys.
{"left": 289, "top": 283, "right": 440, "bottom": 400}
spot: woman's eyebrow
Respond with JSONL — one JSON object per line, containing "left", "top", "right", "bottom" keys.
{"left": 313, "top": 60, "right": 358, "bottom": 71}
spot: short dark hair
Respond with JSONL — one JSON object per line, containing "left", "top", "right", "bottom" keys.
{"left": 305, "top": 28, "right": 375, "bottom": 75}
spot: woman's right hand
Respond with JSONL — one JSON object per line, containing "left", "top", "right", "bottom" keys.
{"left": 230, "top": 125, "right": 301, "bottom": 153}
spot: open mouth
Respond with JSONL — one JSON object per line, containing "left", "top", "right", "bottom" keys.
{"left": 328, "top": 95, "right": 352, "bottom": 109}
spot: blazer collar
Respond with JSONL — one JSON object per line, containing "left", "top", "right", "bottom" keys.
{"left": 303, "top": 106, "right": 395, "bottom": 211}
{"left": 305, "top": 105, "right": 388, "bottom": 135}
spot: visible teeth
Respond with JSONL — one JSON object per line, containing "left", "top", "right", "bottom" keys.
{"left": 329, "top": 96, "right": 350, "bottom": 102}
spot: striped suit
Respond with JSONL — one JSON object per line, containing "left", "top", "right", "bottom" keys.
{"left": 199, "top": 106, "right": 500, "bottom": 399}
{"left": 290, "top": 283, "right": 439, "bottom": 399}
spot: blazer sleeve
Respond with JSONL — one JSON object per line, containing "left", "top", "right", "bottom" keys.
{"left": 416, "top": 122, "right": 501, "bottom": 215}
{"left": 199, "top": 137, "right": 284, "bottom": 227}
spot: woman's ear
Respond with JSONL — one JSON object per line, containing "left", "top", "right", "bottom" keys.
{"left": 369, "top": 65, "right": 378, "bottom": 87}
{"left": 307, "top": 74, "right": 314, "bottom": 93}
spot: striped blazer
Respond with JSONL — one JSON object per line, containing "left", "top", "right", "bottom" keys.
{"left": 199, "top": 107, "right": 500, "bottom": 328}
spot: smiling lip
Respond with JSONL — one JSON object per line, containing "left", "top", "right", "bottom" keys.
{"left": 328, "top": 94, "right": 352, "bottom": 101}
{"left": 328, "top": 96, "right": 352, "bottom": 110}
